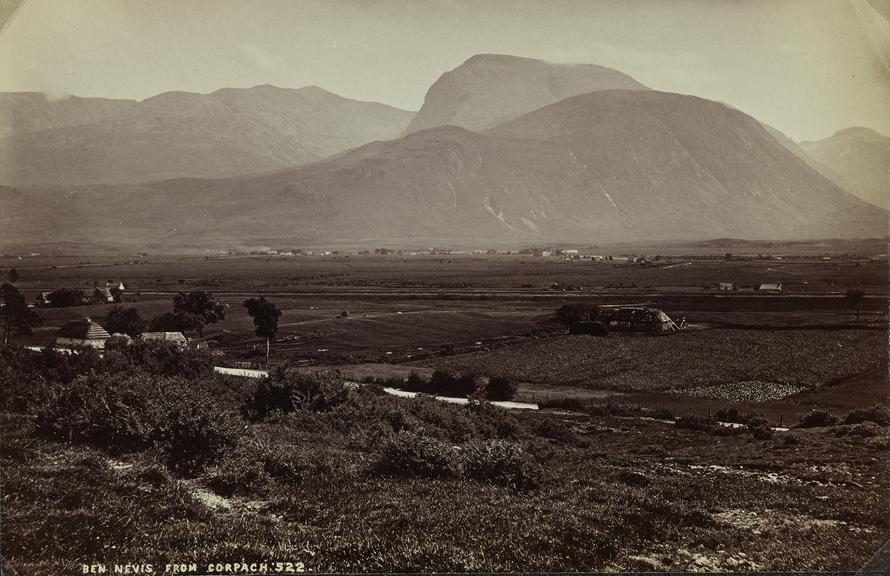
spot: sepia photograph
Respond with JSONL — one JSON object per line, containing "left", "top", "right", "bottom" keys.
{"left": 0, "top": 0, "right": 888, "bottom": 574}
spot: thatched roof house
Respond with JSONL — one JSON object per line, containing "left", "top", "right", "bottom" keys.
{"left": 54, "top": 317, "right": 111, "bottom": 349}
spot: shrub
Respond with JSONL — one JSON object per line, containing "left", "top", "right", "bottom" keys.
{"left": 782, "top": 434, "right": 800, "bottom": 446}
{"left": 245, "top": 369, "right": 349, "bottom": 420}
{"left": 556, "top": 303, "right": 598, "bottom": 325}
{"left": 486, "top": 375, "right": 517, "bottom": 401}
{"left": 716, "top": 407, "right": 766, "bottom": 425}
{"left": 466, "top": 400, "right": 522, "bottom": 439}
{"left": 675, "top": 415, "right": 718, "bottom": 432}
{"left": 460, "top": 440, "right": 541, "bottom": 490}
{"left": 35, "top": 372, "right": 241, "bottom": 476}
{"left": 834, "top": 422, "right": 884, "bottom": 438}
{"left": 405, "top": 371, "right": 429, "bottom": 394}
{"left": 373, "top": 430, "right": 459, "bottom": 479}
{"left": 797, "top": 410, "right": 838, "bottom": 428}
{"left": 746, "top": 416, "right": 773, "bottom": 439}
{"left": 844, "top": 405, "right": 889, "bottom": 426}
{"left": 104, "top": 340, "right": 213, "bottom": 379}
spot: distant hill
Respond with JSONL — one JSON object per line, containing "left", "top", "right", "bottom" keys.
{"left": 800, "top": 127, "right": 889, "bottom": 209}
{"left": 0, "top": 85, "right": 414, "bottom": 186}
{"left": 0, "top": 92, "right": 138, "bottom": 138}
{"left": 404, "top": 54, "right": 647, "bottom": 134}
{"left": 4, "top": 89, "right": 883, "bottom": 250}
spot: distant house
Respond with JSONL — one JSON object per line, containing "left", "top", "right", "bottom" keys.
{"left": 54, "top": 317, "right": 111, "bottom": 349}
{"left": 758, "top": 282, "right": 783, "bottom": 292}
{"left": 36, "top": 292, "right": 52, "bottom": 307}
{"left": 718, "top": 282, "right": 737, "bottom": 291}
{"left": 141, "top": 331, "right": 189, "bottom": 347}
{"left": 91, "top": 287, "right": 114, "bottom": 304}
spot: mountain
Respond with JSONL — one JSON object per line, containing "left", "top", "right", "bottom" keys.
{"left": 404, "top": 54, "right": 647, "bottom": 134}
{"left": 4, "top": 89, "right": 883, "bottom": 250}
{"left": 0, "top": 92, "right": 138, "bottom": 138}
{"left": 799, "top": 127, "right": 889, "bottom": 209}
{"left": 0, "top": 85, "right": 414, "bottom": 186}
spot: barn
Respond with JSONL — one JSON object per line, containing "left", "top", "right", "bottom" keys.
{"left": 141, "top": 331, "right": 189, "bottom": 347}
{"left": 54, "top": 318, "right": 111, "bottom": 349}
{"left": 593, "top": 305, "right": 681, "bottom": 333}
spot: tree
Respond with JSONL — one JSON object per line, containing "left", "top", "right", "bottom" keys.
{"left": 173, "top": 291, "right": 227, "bottom": 335}
{"left": 47, "top": 288, "right": 86, "bottom": 307}
{"left": 845, "top": 289, "right": 865, "bottom": 323}
{"left": 243, "top": 297, "right": 281, "bottom": 366}
{"left": 2, "top": 283, "right": 41, "bottom": 343}
{"left": 104, "top": 306, "right": 146, "bottom": 337}
{"left": 7, "top": 268, "right": 19, "bottom": 284}
{"left": 148, "top": 310, "right": 205, "bottom": 334}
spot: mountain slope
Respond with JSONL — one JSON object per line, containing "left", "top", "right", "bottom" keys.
{"left": 0, "top": 92, "right": 138, "bottom": 138}
{"left": 404, "top": 54, "right": 647, "bottom": 134}
{"left": 800, "top": 127, "right": 889, "bottom": 209}
{"left": 0, "top": 85, "right": 414, "bottom": 186}
{"left": 3, "top": 90, "right": 884, "bottom": 249}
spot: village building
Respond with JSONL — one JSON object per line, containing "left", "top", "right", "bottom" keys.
{"left": 54, "top": 318, "right": 111, "bottom": 349}
{"left": 141, "top": 331, "right": 189, "bottom": 347}
{"left": 718, "top": 282, "right": 737, "bottom": 291}
{"left": 91, "top": 287, "right": 114, "bottom": 304}
{"left": 758, "top": 282, "right": 783, "bottom": 292}
{"left": 593, "top": 305, "right": 682, "bottom": 333}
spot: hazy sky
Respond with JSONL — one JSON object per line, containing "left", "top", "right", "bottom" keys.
{"left": 0, "top": 0, "right": 887, "bottom": 141}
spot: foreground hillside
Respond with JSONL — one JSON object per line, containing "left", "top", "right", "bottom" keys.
{"left": 2, "top": 344, "right": 887, "bottom": 573}
{"left": 4, "top": 90, "right": 884, "bottom": 249}
{"left": 800, "top": 127, "right": 889, "bottom": 209}
{"left": 0, "top": 85, "right": 413, "bottom": 186}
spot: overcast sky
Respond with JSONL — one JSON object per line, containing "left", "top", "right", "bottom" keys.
{"left": 0, "top": 0, "right": 887, "bottom": 141}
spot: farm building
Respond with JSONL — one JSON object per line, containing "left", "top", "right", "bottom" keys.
{"left": 718, "top": 282, "right": 737, "bottom": 291}
{"left": 54, "top": 317, "right": 111, "bottom": 349}
{"left": 141, "top": 331, "right": 189, "bottom": 347}
{"left": 592, "top": 305, "right": 681, "bottom": 334}
{"left": 758, "top": 282, "right": 783, "bottom": 292}
{"left": 91, "top": 287, "right": 114, "bottom": 304}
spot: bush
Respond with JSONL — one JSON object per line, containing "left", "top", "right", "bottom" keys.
{"left": 716, "top": 407, "right": 766, "bottom": 425}
{"left": 373, "top": 430, "right": 459, "bottom": 479}
{"left": 675, "top": 415, "right": 718, "bottom": 432}
{"left": 245, "top": 369, "right": 349, "bottom": 420}
{"left": 797, "top": 410, "right": 838, "bottom": 428}
{"left": 556, "top": 303, "right": 598, "bottom": 325}
{"left": 466, "top": 400, "right": 522, "bottom": 439}
{"left": 844, "top": 405, "right": 889, "bottom": 426}
{"left": 35, "top": 372, "right": 241, "bottom": 476}
{"left": 460, "top": 440, "right": 541, "bottom": 490}
{"left": 486, "top": 375, "right": 517, "bottom": 401}
{"left": 103, "top": 340, "right": 213, "bottom": 379}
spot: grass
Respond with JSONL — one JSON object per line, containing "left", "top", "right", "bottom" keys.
{"left": 3, "top": 351, "right": 889, "bottom": 573}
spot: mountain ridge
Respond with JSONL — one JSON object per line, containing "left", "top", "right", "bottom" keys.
{"left": 404, "top": 53, "right": 648, "bottom": 134}
{"left": 3, "top": 89, "right": 883, "bottom": 249}
{"left": 0, "top": 84, "right": 414, "bottom": 186}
